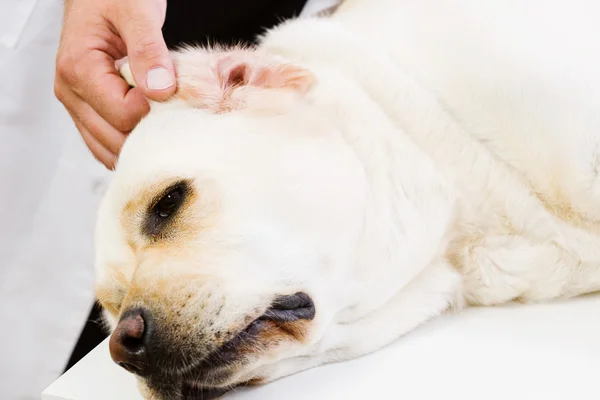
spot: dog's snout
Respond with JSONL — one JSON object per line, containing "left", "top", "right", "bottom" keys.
{"left": 109, "top": 309, "right": 151, "bottom": 375}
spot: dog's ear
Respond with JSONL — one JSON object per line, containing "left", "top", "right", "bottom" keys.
{"left": 175, "top": 48, "right": 314, "bottom": 113}
{"left": 214, "top": 51, "right": 313, "bottom": 94}
{"left": 118, "top": 48, "right": 314, "bottom": 113}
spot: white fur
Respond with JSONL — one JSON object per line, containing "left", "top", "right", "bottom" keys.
{"left": 96, "top": 0, "right": 600, "bottom": 394}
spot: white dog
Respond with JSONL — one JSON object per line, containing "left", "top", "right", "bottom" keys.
{"left": 94, "top": 0, "right": 600, "bottom": 398}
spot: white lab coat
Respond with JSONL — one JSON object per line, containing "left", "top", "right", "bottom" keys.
{"left": 0, "top": 0, "right": 338, "bottom": 399}
{"left": 0, "top": 0, "right": 110, "bottom": 399}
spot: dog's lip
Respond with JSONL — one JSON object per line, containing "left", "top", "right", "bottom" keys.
{"left": 182, "top": 294, "right": 315, "bottom": 375}
{"left": 176, "top": 318, "right": 270, "bottom": 396}
{"left": 151, "top": 294, "right": 315, "bottom": 396}
{"left": 193, "top": 318, "right": 265, "bottom": 372}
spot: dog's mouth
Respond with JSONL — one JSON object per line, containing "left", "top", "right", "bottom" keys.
{"left": 186, "top": 292, "right": 316, "bottom": 374}
{"left": 144, "top": 319, "right": 265, "bottom": 400}
{"left": 174, "top": 315, "right": 277, "bottom": 399}
{"left": 145, "top": 293, "right": 316, "bottom": 399}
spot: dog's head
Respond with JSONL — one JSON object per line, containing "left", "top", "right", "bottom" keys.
{"left": 95, "top": 47, "right": 367, "bottom": 398}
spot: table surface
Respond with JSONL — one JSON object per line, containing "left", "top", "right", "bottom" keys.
{"left": 43, "top": 295, "right": 600, "bottom": 400}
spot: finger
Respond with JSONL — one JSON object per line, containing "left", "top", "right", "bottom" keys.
{"left": 110, "top": 0, "right": 176, "bottom": 100}
{"left": 59, "top": 81, "right": 129, "bottom": 155}
{"left": 74, "top": 119, "right": 118, "bottom": 170}
{"left": 77, "top": 99, "right": 128, "bottom": 156}
{"left": 71, "top": 50, "right": 149, "bottom": 133}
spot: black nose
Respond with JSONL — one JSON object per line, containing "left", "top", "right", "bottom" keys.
{"left": 109, "top": 308, "right": 151, "bottom": 375}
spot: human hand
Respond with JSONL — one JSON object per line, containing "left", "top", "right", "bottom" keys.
{"left": 54, "top": 0, "right": 176, "bottom": 169}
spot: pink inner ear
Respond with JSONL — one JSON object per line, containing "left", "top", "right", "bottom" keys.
{"left": 225, "top": 64, "right": 249, "bottom": 88}
{"left": 173, "top": 48, "right": 314, "bottom": 113}
{"left": 216, "top": 51, "right": 313, "bottom": 93}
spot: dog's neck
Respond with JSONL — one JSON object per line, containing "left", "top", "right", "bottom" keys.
{"left": 315, "top": 69, "right": 461, "bottom": 319}
{"left": 261, "top": 20, "right": 463, "bottom": 319}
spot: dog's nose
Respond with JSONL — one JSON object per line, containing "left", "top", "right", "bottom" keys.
{"left": 109, "top": 309, "right": 150, "bottom": 375}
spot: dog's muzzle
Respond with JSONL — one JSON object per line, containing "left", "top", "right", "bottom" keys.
{"left": 108, "top": 293, "right": 315, "bottom": 399}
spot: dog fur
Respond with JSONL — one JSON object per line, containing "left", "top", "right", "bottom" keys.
{"left": 95, "top": 0, "right": 600, "bottom": 398}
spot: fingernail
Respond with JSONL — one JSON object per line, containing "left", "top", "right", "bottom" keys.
{"left": 146, "top": 67, "right": 174, "bottom": 90}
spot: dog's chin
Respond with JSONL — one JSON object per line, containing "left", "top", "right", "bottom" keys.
{"left": 143, "top": 363, "right": 248, "bottom": 400}
{"left": 181, "top": 382, "right": 233, "bottom": 400}
{"left": 142, "top": 377, "right": 238, "bottom": 400}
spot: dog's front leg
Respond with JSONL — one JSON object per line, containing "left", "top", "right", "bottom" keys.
{"left": 321, "top": 260, "right": 462, "bottom": 358}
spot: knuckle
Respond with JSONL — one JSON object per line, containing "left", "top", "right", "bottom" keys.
{"left": 131, "top": 37, "right": 164, "bottom": 63}
{"left": 53, "top": 80, "right": 65, "bottom": 102}
{"left": 55, "top": 53, "right": 77, "bottom": 83}
{"left": 114, "top": 113, "right": 137, "bottom": 132}
{"left": 116, "top": 100, "right": 148, "bottom": 131}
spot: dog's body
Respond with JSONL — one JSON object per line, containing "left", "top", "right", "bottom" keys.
{"left": 96, "top": 0, "right": 600, "bottom": 398}
{"left": 314, "top": 0, "right": 600, "bottom": 305}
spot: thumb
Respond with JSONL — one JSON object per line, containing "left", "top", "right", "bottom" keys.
{"left": 112, "top": 0, "right": 176, "bottom": 100}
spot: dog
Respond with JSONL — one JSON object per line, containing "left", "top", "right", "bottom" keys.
{"left": 94, "top": 0, "right": 600, "bottom": 398}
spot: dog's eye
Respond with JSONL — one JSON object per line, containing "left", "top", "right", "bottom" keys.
{"left": 154, "top": 186, "right": 184, "bottom": 219}
{"left": 142, "top": 180, "right": 190, "bottom": 239}
{"left": 155, "top": 187, "right": 184, "bottom": 218}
